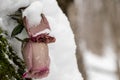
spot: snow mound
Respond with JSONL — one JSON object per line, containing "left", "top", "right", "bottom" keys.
{"left": 23, "top": 1, "right": 43, "bottom": 27}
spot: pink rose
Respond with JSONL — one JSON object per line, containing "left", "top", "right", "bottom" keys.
{"left": 22, "top": 41, "right": 50, "bottom": 79}
{"left": 22, "top": 14, "right": 55, "bottom": 79}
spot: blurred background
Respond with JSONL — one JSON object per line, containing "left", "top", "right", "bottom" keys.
{"left": 56, "top": 0, "right": 120, "bottom": 80}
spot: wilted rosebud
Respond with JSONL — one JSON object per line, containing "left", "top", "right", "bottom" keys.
{"left": 22, "top": 41, "right": 50, "bottom": 79}
{"left": 22, "top": 8, "right": 55, "bottom": 79}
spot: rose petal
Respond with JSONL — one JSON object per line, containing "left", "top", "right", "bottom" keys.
{"left": 22, "top": 42, "right": 50, "bottom": 79}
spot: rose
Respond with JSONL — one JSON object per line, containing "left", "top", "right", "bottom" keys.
{"left": 22, "top": 13, "right": 55, "bottom": 79}
{"left": 22, "top": 41, "right": 50, "bottom": 79}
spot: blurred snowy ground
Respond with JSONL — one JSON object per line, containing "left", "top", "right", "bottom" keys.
{"left": 81, "top": 44, "right": 118, "bottom": 80}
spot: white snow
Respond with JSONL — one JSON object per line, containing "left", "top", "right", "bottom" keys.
{"left": 83, "top": 47, "right": 118, "bottom": 80}
{"left": 23, "top": 1, "right": 43, "bottom": 27}
{"left": 23, "top": 1, "right": 52, "bottom": 37}
{"left": 33, "top": 29, "right": 51, "bottom": 37}
{"left": 0, "top": 18, "right": 4, "bottom": 30}
{"left": 80, "top": 40, "right": 118, "bottom": 80}
{"left": 82, "top": 48, "right": 117, "bottom": 80}
{"left": 81, "top": 46, "right": 117, "bottom": 72}
{"left": 0, "top": 0, "right": 83, "bottom": 80}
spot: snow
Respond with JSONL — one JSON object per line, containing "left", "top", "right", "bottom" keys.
{"left": 0, "top": 18, "right": 4, "bottom": 30}
{"left": 23, "top": 1, "right": 43, "bottom": 27}
{"left": 34, "top": 29, "right": 51, "bottom": 37}
{"left": 84, "top": 47, "right": 117, "bottom": 80}
{"left": 22, "top": 1, "right": 51, "bottom": 37}
{"left": 80, "top": 40, "right": 118, "bottom": 80}
{"left": 0, "top": 0, "right": 83, "bottom": 80}
{"left": 88, "top": 70, "right": 117, "bottom": 80}
{"left": 83, "top": 47, "right": 116, "bottom": 71}
{"left": 0, "top": 0, "right": 29, "bottom": 17}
